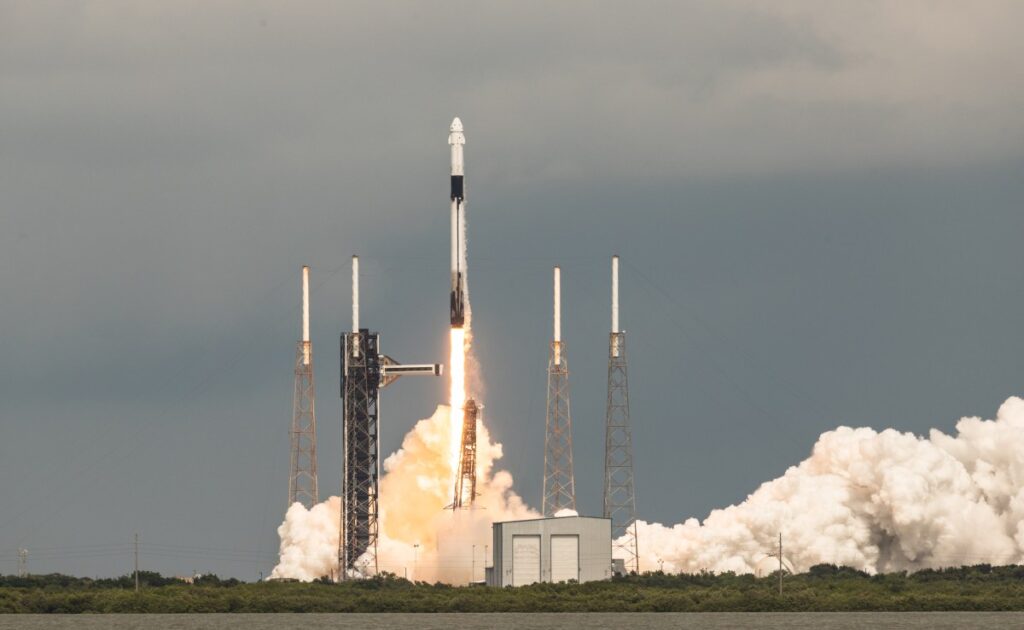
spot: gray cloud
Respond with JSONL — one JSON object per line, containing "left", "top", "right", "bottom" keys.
{"left": 1, "top": 1, "right": 1023, "bottom": 577}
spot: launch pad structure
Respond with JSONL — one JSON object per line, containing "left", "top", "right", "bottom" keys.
{"left": 339, "top": 256, "right": 442, "bottom": 579}
{"left": 288, "top": 266, "right": 319, "bottom": 510}
{"left": 604, "top": 256, "right": 639, "bottom": 573}
{"left": 451, "top": 398, "right": 479, "bottom": 509}
{"left": 543, "top": 266, "right": 576, "bottom": 516}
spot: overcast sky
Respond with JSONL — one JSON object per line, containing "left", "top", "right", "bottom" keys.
{"left": 2, "top": 1, "right": 1023, "bottom": 579}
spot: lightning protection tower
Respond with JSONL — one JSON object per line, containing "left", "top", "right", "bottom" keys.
{"left": 543, "top": 266, "right": 576, "bottom": 516}
{"left": 339, "top": 256, "right": 442, "bottom": 579}
{"left": 288, "top": 266, "right": 319, "bottom": 509}
{"left": 451, "top": 398, "right": 479, "bottom": 509}
{"left": 603, "top": 255, "right": 638, "bottom": 573}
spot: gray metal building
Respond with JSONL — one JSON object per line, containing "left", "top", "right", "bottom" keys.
{"left": 486, "top": 515, "right": 612, "bottom": 587}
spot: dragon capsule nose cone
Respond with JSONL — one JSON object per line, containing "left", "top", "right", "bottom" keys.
{"left": 450, "top": 117, "right": 463, "bottom": 132}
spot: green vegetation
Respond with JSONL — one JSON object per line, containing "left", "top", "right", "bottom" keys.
{"left": 2, "top": 565, "right": 1024, "bottom": 613}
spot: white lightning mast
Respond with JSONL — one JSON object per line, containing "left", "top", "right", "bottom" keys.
{"left": 288, "top": 265, "right": 319, "bottom": 509}
{"left": 543, "top": 265, "right": 576, "bottom": 516}
{"left": 604, "top": 255, "right": 638, "bottom": 572}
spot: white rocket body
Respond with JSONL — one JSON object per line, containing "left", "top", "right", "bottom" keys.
{"left": 449, "top": 117, "right": 467, "bottom": 327}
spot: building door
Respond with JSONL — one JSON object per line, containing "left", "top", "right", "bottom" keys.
{"left": 550, "top": 535, "right": 579, "bottom": 583}
{"left": 512, "top": 535, "right": 541, "bottom": 586}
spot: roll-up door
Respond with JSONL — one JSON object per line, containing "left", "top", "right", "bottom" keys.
{"left": 550, "top": 535, "right": 579, "bottom": 583}
{"left": 512, "top": 535, "right": 541, "bottom": 586}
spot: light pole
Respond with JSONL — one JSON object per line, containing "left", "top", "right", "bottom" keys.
{"left": 413, "top": 543, "right": 419, "bottom": 580}
{"left": 472, "top": 544, "right": 476, "bottom": 584}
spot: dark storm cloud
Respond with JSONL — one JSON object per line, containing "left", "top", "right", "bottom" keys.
{"left": 1, "top": 1, "right": 1023, "bottom": 577}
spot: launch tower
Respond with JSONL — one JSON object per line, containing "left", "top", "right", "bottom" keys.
{"left": 288, "top": 266, "right": 319, "bottom": 509}
{"left": 451, "top": 398, "right": 479, "bottom": 509}
{"left": 603, "top": 256, "right": 639, "bottom": 573}
{"left": 543, "top": 266, "right": 576, "bottom": 516}
{"left": 339, "top": 256, "right": 442, "bottom": 579}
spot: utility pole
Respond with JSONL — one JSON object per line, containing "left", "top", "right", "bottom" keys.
{"left": 603, "top": 256, "right": 638, "bottom": 573}
{"left": 763, "top": 531, "right": 787, "bottom": 595}
{"left": 134, "top": 533, "right": 140, "bottom": 593}
{"left": 17, "top": 548, "right": 27, "bottom": 578}
{"left": 778, "top": 533, "right": 783, "bottom": 595}
{"left": 543, "top": 266, "right": 576, "bottom": 516}
{"left": 413, "top": 543, "right": 420, "bottom": 581}
{"left": 471, "top": 544, "right": 476, "bottom": 584}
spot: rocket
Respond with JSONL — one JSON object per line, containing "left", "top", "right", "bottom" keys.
{"left": 449, "top": 117, "right": 467, "bottom": 328}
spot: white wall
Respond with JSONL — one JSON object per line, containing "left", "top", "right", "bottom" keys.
{"left": 491, "top": 516, "right": 612, "bottom": 587}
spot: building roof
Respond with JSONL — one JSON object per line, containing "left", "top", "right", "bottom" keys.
{"left": 493, "top": 514, "right": 611, "bottom": 526}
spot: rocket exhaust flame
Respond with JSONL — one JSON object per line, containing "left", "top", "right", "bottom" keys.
{"left": 272, "top": 404, "right": 538, "bottom": 582}
{"left": 448, "top": 327, "right": 466, "bottom": 471}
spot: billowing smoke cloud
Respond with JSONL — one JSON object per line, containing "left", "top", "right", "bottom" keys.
{"left": 632, "top": 397, "right": 1024, "bottom": 575}
{"left": 271, "top": 404, "right": 537, "bottom": 582}
{"left": 271, "top": 497, "right": 342, "bottom": 581}
{"left": 276, "top": 395, "right": 1024, "bottom": 581}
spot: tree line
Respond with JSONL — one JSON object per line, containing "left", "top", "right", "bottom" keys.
{"left": 2, "top": 564, "right": 1024, "bottom": 613}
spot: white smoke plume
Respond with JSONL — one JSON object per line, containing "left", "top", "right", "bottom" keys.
{"left": 274, "top": 383, "right": 1024, "bottom": 582}
{"left": 271, "top": 497, "right": 342, "bottom": 581}
{"left": 271, "top": 404, "right": 537, "bottom": 582}
{"left": 632, "top": 396, "right": 1024, "bottom": 575}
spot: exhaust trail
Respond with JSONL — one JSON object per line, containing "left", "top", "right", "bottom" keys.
{"left": 630, "top": 396, "right": 1024, "bottom": 575}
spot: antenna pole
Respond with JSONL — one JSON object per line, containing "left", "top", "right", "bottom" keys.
{"left": 612, "top": 256, "right": 619, "bottom": 332}
{"left": 134, "top": 533, "right": 140, "bottom": 593}
{"left": 352, "top": 256, "right": 360, "bottom": 335}
{"left": 554, "top": 266, "right": 561, "bottom": 364}
{"left": 778, "top": 533, "right": 783, "bottom": 595}
{"left": 302, "top": 266, "right": 311, "bottom": 364}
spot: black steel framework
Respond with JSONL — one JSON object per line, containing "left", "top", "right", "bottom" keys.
{"left": 337, "top": 330, "right": 440, "bottom": 579}
{"left": 543, "top": 341, "right": 576, "bottom": 516}
{"left": 339, "top": 330, "right": 381, "bottom": 579}
{"left": 603, "top": 331, "right": 638, "bottom": 573}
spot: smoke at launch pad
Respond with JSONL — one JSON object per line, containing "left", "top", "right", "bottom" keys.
{"left": 273, "top": 117, "right": 1024, "bottom": 582}
{"left": 273, "top": 395, "right": 1024, "bottom": 581}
